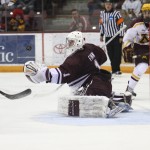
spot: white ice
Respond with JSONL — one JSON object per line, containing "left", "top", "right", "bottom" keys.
{"left": 0, "top": 73, "right": 150, "bottom": 150}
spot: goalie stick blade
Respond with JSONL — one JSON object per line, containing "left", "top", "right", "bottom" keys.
{"left": 0, "top": 89, "right": 32, "bottom": 100}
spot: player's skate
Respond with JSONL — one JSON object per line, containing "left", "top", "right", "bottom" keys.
{"left": 126, "top": 86, "right": 136, "bottom": 99}
{"left": 121, "top": 91, "right": 133, "bottom": 112}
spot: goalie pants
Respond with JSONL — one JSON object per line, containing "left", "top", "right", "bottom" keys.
{"left": 74, "top": 69, "right": 131, "bottom": 106}
{"left": 85, "top": 69, "right": 112, "bottom": 98}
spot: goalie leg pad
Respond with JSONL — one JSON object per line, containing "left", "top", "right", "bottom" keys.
{"left": 110, "top": 92, "right": 133, "bottom": 112}
{"left": 112, "top": 92, "right": 132, "bottom": 106}
{"left": 58, "top": 95, "right": 110, "bottom": 118}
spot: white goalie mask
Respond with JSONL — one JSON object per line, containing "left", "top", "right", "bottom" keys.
{"left": 65, "top": 31, "right": 85, "bottom": 56}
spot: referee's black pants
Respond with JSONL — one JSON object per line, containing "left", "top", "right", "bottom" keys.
{"left": 105, "top": 36, "right": 122, "bottom": 73}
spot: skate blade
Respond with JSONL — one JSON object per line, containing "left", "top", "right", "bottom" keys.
{"left": 107, "top": 106, "right": 125, "bottom": 118}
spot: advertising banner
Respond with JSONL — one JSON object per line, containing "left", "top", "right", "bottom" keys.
{"left": 0, "top": 35, "right": 35, "bottom": 64}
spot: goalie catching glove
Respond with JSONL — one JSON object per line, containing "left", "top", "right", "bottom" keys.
{"left": 24, "top": 61, "right": 51, "bottom": 83}
{"left": 122, "top": 44, "right": 134, "bottom": 63}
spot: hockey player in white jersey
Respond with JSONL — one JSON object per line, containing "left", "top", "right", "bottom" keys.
{"left": 122, "top": 3, "right": 150, "bottom": 98}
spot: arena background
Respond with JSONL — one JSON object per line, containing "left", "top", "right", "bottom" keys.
{"left": 0, "top": 32, "right": 149, "bottom": 73}
{"left": 0, "top": 0, "right": 149, "bottom": 74}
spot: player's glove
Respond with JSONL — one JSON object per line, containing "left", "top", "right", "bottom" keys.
{"left": 123, "top": 45, "right": 133, "bottom": 63}
{"left": 24, "top": 61, "right": 49, "bottom": 83}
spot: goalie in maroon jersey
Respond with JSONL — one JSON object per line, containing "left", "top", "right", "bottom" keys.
{"left": 122, "top": 3, "right": 150, "bottom": 98}
{"left": 24, "top": 31, "right": 132, "bottom": 114}
{"left": 24, "top": 31, "right": 112, "bottom": 97}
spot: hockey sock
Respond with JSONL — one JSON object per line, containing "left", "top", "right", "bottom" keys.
{"left": 128, "top": 63, "right": 148, "bottom": 90}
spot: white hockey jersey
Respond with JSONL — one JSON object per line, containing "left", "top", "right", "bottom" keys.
{"left": 123, "top": 22, "right": 149, "bottom": 48}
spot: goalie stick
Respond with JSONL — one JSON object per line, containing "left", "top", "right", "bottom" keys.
{"left": 0, "top": 89, "right": 31, "bottom": 100}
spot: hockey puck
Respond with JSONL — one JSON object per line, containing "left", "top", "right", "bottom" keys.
{"left": 26, "top": 46, "right": 32, "bottom": 51}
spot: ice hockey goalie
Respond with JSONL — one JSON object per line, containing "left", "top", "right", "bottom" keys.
{"left": 24, "top": 31, "right": 132, "bottom": 118}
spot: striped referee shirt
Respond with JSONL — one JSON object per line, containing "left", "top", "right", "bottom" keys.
{"left": 99, "top": 9, "right": 125, "bottom": 37}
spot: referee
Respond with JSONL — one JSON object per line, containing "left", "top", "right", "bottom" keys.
{"left": 99, "top": 0, "right": 125, "bottom": 75}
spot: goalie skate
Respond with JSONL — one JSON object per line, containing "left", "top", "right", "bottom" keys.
{"left": 106, "top": 102, "right": 126, "bottom": 118}
{"left": 110, "top": 91, "right": 133, "bottom": 112}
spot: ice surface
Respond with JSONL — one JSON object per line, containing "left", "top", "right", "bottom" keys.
{"left": 0, "top": 73, "right": 150, "bottom": 150}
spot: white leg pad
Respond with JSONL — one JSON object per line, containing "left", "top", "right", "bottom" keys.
{"left": 58, "top": 96, "right": 109, "bottom": 118}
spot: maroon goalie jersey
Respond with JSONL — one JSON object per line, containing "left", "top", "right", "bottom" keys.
{"left": 59, "top": 43, "right": 107, "bottom": 88}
